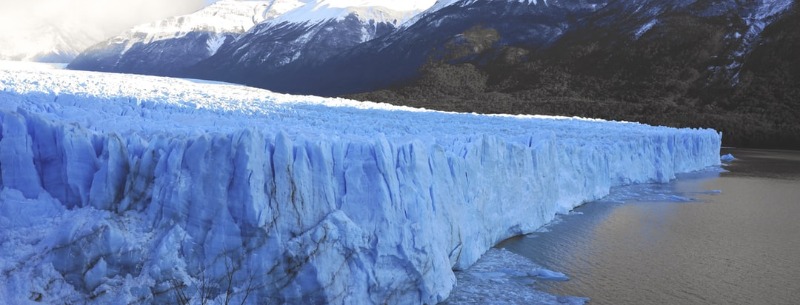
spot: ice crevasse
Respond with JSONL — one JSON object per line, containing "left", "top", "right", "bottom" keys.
{"left": 0, "top": 64, "right": 721, "bottom": 304}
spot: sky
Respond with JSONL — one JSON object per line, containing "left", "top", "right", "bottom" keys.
{"left": 0, "top": 0, "right": 210, "bottom": 59}
{"left": 0, "top": 0, "right": 209, "bottom": 37}
{"left": 0, "top": 0, "right": 437, "bottom": 37}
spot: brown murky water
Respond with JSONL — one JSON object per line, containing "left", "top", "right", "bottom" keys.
{"left": 499, "top": 148, "right": 800, "bottom": 305}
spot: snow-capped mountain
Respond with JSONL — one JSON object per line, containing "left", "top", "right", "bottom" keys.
{"left": 187, "top": 0, "right": 429, "bottom": 86}
{"left": 226, "top": 0, "right": 794, "bottom": 95}
{"left": 67, "top": 0, "right": 795, "bottom": 99}
{"left": 68, "top": 0, "right": 301, "bottom": 76}
{"left": 209, "top": 0, "right": 608, "bottom": 94}
{"left": 69, "top": 0, "right": 431, "bottom": 80}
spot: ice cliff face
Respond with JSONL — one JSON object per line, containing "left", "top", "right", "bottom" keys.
{"left": 0, "top": 63, "right": 721, "bottom": 304}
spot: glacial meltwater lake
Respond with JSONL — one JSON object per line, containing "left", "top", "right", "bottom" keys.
{"left": 499, "top": 148, "right": 800, "bottom": 305}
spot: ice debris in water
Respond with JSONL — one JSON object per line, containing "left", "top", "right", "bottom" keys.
{"left": 531, "top": 268, "right": 570, "bottom": 281}
{"left": 444, "top": 248, "right": 587, "bottom": 305}
{"left": 721, "top": 154, "right": 736, "bottom": 163}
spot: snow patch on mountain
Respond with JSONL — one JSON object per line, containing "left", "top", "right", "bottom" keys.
{"left": 0, "top": 62, "right": 721, "bottom": 304}
{"left": 401, "top": 0, "right": 552, "bottom": 28}
{"left": 265, "top": 0, "right": 430, "bottom": 27}
{"left": 723, "top": 0, "right": 793, "bottom": 81}
{"left": 206, "top": 34, "right": 228, "bottom": 54}
{"left": 738, "top": 0, "right": 793, "bottom": 54}
{"left": 634, "top": 19, "right": 657, "bottom": 39}
{"left": 115, "top": 0, "right": 291, "bottom": 52}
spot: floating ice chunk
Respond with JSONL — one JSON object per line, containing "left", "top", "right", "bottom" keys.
{"left": 665, "top": 195, "right": 693, "bottom": 202}
{"left": 720, "top": 154, "right": 736, "bottom": 163}
{"left": 531, "top": 268, "right": 570, "bottom": 281}
{"left": 557, "top": 295, "right": 590, "bottom": 305}
{"left": 446, "top": 248, "right": 584, "bottom": 304}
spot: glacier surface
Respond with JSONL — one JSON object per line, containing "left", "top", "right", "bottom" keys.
{"left": 0, "top": 62, "right": 721, "bottom": 304}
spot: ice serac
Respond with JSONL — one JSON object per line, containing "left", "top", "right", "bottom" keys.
{"left": 0, "top": 64, "right": 721, "bottom": 304}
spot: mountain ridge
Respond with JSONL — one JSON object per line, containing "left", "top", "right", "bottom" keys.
{"left": 66, "top": 0, "right": 798, "bottom": 148}
{"left": 185, "top": 0, "right": 424, "bottom": 84}
{"left": 67, "top": 0, "right": 300, "bottom": 76}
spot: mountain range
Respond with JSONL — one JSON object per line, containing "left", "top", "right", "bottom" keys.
{"left": 67, "top": 0, "right": 298, "bottom": 76}
{"left": 67, "top": 0, "right": 799, "bottom": 148}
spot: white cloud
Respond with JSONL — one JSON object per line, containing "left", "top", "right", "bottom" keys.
{"left": 0, "top": 0, "right": 207, "bottom": 36}
{"left": 0, "top": 0, "right": 208, "bottom": 60}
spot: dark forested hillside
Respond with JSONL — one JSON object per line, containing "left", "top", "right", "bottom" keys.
{"left": 348, "top": 3, "right": 800, "bottom": 149}
{"left": 189, "top": 0, "right": 603, "bottom": 96}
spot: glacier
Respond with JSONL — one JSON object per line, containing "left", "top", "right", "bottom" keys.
{"left": 0, "top": 62, "right": 721, "bottom": 304}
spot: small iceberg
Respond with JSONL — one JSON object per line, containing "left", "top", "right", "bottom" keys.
{"left": 531, "top": 268, "right": 570, "bottom": 281}
{"left": 720, "top": 154, "right": 736, "bottom": 163}
{"left": 557, "top": 296, "right": 590, "bottom": 305}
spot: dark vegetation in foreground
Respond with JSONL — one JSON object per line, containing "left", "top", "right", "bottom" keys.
{"left": 348, "top": 6, "right": 800, "bottom": 150}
